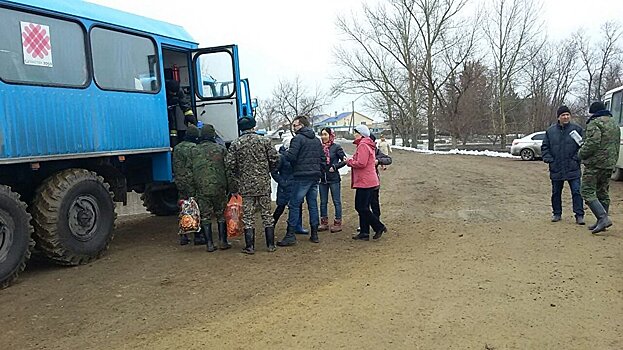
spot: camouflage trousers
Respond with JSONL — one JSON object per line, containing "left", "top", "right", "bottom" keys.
{"left": 580, "top": 167, "right": 612, "bottom": 205}
{"left": 242, "top": 195, "right": 273, "bottom": 229}
{"left": 196, "top": 194, "right": 227, "bottom": 222}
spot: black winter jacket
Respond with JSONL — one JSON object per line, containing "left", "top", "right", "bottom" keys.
{"left": 321, "top": 143, "right": 347, "bottom": 184}
{"left": 541, "top": 122, "right": 583, "bottom": 181}
{"left": 286, "top": 127, "right": 325, "bottom": 180}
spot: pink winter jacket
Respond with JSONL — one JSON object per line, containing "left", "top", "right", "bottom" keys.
{"left": 347, "top": 137, "right": 380, "bottom": 189}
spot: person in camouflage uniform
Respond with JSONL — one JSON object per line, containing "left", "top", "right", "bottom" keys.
{"left": 579, "top": 101, "right": 621, "bottom": 234}
{"left": 193, "top": 124, "right": 232, "bottom": 252}
{"left": 172, "top": 124, "right": 204, "bottom": 246}
{"left": 225, "top": 117, "right": 280, "bottom": 254}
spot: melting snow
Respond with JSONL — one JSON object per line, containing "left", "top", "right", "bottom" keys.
{"left": 393, "top": 146, "right": 519, "bottom": 159}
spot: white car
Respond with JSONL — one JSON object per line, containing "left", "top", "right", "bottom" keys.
{"left": 510, "top": 131, "right": 546, "bottom": 161}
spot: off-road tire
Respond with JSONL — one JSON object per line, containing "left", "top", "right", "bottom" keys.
{"left": 0, "top": 186, "right": 34, "bottom": 289}
{"left": 30, "top": 169, "right": 116, "bottom": 265}
{"left": 140, "top": 187, "right": 178, "bottom": 216}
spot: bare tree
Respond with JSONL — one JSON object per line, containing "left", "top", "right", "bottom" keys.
{"left": 576, "top": 22, "right": 623, "bottom": 106}
{"left": 402, "top": 0, "right": 476, "bottom": 150}
{"left": 254, "top": 98, "right": 283, "bottom": 131}
{"left": 484, "top": 0, "right": 544, "bottom": 148}
{"left": 334, "top": 2, "right": 424, "bottom": 147}
{"left": 438, "top": 60, "right": 490, "bottom": 147}
{"left": 269, "top": 76, "right": 329, "bottom": 126}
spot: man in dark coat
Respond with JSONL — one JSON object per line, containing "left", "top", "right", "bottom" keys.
{"left": 277, "top": 116, "right": 325, "bottom": 246}
{"left": 541, "top": 105, "right": 585, "bottom": 224}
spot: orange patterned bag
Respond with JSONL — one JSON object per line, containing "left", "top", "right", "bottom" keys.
{"left": 224, "top": 194, "right": 243, "bottom": 238}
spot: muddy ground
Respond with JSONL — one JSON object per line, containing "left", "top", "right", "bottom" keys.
{"left": 1, "top": 146, "right": 622, "bottom": 349}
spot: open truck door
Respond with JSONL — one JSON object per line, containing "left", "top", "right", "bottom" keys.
{"left": 192, "top": 45, "right": 242, "bottom": 142}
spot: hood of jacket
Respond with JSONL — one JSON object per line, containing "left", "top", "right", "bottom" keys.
{"left": 354, "top": 136, "right": 376, "bottom": 149}
{"left": 297, "top": 126, "right": 316, "bottom": 139}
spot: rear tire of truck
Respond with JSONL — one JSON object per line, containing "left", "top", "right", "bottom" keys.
{"left": 140, "top": 188, "right": 179, "bottom": 216}
{"left": 30, "top": 169, "right": 116, "bottom": 265}
{"left": 611, "top": 167, "right": 623, "bottom": 181}
{"left": 0, "top": 186, "right": 35, "bottom": 289}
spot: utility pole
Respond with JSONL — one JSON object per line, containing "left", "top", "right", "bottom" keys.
{"left": 350, "top": 100, "right": 355, "bottom": 133}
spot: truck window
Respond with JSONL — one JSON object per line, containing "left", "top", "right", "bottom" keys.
{"left": 196, "top": 51, "right": 234, "bottom": 99}
{"left": 611, "top": 91, "right": 623, "bottom": 125}
{"left": 90, "top": 27, "right": 159, "bottom": 93}
{"left": 0, "top": 7, "right": 88, "bottom": 87}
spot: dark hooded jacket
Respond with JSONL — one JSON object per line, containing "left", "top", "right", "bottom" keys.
{"left": 271, "top": 146, "right": 295, "bottom": 206}
{"left": 541, "top": 121, "right": 583, "bottom": 181}
{"left": 285, "top": 126, "right": 325, "bottom": 180}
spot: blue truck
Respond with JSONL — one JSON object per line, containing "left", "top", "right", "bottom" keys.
{"left": 0, "top": 0, "right": 255, "bottom": 288}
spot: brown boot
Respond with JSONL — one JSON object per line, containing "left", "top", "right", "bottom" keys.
{"left": 319, "top": 217, "right": 329, "bottom": 231}
{"left": 330, "top": 218, "right": 342, "bottom": 233}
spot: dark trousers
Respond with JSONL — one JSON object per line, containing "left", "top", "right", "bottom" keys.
{"left": 370, "top": 187, "right": 381, "bottom": 218}
{"left": 551, "top": 178, "right": 584, "bottom": 217}
{"left": 355, "top": 188, "right": 385, "bottom": 235}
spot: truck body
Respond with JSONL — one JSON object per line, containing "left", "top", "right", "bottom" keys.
{"left": 0, "top": 0, "right": 254, "bottom": 288}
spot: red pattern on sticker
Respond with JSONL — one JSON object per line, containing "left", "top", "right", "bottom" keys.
{"left": 22, "top": 23, "right": 51, "bottom": 59}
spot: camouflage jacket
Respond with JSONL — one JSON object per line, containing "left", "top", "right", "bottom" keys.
{"left": 192, "top": 140, "right": 230, "bottom": 197}
{"left": 225, "top": 130, "right": 280, "bottom": 196}
{"left": 579, "top": 111, "right": 621, "bottom": 169}
{"left": 172, "top": 141, "right": 197, "bottom": 197}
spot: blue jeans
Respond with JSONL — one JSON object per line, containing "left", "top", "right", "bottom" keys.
{"left": 288, "top": 179, "right": 320, "bottom": 228}
{"left": 319, "top": 182, "right": 342, "bottom": 219}
{"left": 551, "top": 178, "right": 584, "bottom": 217}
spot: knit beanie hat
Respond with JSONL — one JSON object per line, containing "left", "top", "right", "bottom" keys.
{"left": 202, "top": 124, "right": 216, "bottom": 140}
{"left": 589, "top": 101, "right": 606, "bottom": 114}
{"left": 556, "top": 105, "right": 570, "bottom": 117}
{"left": 354, "top": 124, "right": 370, "bottom": 138}
{"left": 186, "top": 124, "right": 200, "bottom": 139}
{"left": 238, "top": 117, "right": 256, "bottom": 131}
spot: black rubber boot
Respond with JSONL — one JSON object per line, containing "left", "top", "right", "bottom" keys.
{"left": 265, "top": 226, "right": 276, "bottom": 252}
{"left": 179, "top": 234, "right": 190, "bottom": 246}
{"left": 218, "top": 221, "right": 231, "bottom": 250}
{"left": 203, "top": 223, "right": 216, "bottom": 252}
{"left": 588, "top": 200, "right": 612, "bottom": 234}
{"left": 277, "top": 226, "right": 297, "bottom": 246}
{"left": 241, "top": 228, "right": 255, "bottom": 254}
{"left": 309, "top": 226, "right": 319, "bottom": 243}
{"left": 193, "top": 231, "right": 207, "bottom": 246}
{"left": 589, "top": 202, "right": 609, "bottom": 230}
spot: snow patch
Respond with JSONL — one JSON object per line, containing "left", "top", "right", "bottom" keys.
{"left": 393, "top": 145, "right": 519, "bottom": 159}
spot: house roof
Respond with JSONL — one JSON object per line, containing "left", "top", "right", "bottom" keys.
{"left": 316, "top": 112, "right": 374, "bottom": 125}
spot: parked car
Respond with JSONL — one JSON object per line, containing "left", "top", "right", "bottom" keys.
{"left": 510, "top": 131, "right": 546, "bottom": 160}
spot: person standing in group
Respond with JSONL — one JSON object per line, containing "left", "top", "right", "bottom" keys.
{"left": 348, "top": 125, "right": 387, "bottom": 241}
{"left": 271, "top": 137, "right": 308, "bottom": 234}
{"left": 319, "top": 127, "right": 346, "bottom": 233}
{"left": 369, "top": 134, "right": 392, "bottom": 222}
{"left": 226, "top": 117, "right": 280, "bottom": 254}
{"left": 376, "top": 134, "right": 392, "bottom": 170}
{"left": 192, "top": 124, "right": 232, "bottom": 252}
{"left": 172, "top": 124, "right": 204, "bottom": 246}
{"left": 277, "top": 116, "right": 325, "bottom": 246}
{"left": 541, "top": 106, "right": 585, "bottom": 225}
{"left": 579, "top": 101, "right": 621, "bottom": 234}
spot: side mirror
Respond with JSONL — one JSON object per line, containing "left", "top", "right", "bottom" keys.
{"left": 251, "top": 98, "right": 258, "bottom": 109}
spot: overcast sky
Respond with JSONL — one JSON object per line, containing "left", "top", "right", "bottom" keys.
{"left": 88, "top": 0, "right": 623, "bottom": 118}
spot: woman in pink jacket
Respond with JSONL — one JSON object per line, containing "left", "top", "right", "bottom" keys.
{"left": 347, "top": 125, "right": 387, "bottom": 240}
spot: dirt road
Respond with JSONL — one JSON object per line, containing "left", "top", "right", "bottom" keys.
{"left": 1, "top": 146, "right": 622, "bottom": 349}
